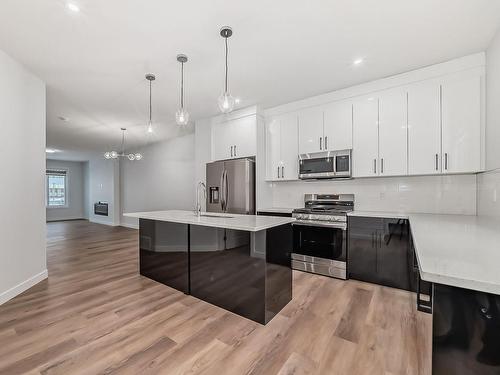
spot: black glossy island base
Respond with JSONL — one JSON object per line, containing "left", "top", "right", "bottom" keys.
{"left": 433, "top": 283, "right": 500, "bottom": 375}
{"left": 139, "top": 218, "right": 293, "bottom": 325}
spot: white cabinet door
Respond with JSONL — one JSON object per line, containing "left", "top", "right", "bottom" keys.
{"left": 212, "top": 122, "right": 232, "bottom": 161}
{"left": 353, "top": 96, "right": 379, "bottom": 177}
{"left": 323, "top": 100, "right": 353, "bottom": 151}
{"left": 298, "top": 107, "right": 324, "bottom": 154}
{"left": 280, "top": 113, "right": 299, "bottom": 180}
{"left": 378, "top": 88, "right": 407, "bottom": 176}
{"left": 231, "top": 115, "right": 257, "bottom": 158}
{"left": 441, "top": 74, "right": 481, "bottom": 174}
{"left": 407, "top": 80, "right": 441, "bottom": 175}
{"left": 265, "top": 116, "right": 281, "bottom": 180}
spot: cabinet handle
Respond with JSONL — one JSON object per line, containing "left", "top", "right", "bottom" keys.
{"left": 325, "top": 136, "right": 328, "bottom": 150}
{"left": 435, "top": 154, "right": 439, "bottom": 171}
{"left": 319, "top": 137, "right": 322, "bottom": 150}
{"left": 234, "top": 145, "right": 237, "bottom": 157}
{"left": 277, "top": 166, "right": 280, "bottom": 179}
{"left": 373, "top": 159, "right": 377, "bottom": 174}
{"left": 281, "top": 166, "right": 284, "bottom": 179}
{"left": 230, "top": 146, "right": 233, "bottom": 158}
{"left": 381, "top": 158, "right": 384, "bottom": 174}
{"left": 444, "top": 153, "right": 448, "bottom": 170}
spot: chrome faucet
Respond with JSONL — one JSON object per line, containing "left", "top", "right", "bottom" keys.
{"left": 195, "top": 182, "right": 206, "bottom": 217}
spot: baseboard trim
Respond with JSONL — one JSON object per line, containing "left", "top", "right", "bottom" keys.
{"left": 89, "top": 218, "right": 119, "bottom": 227}
{"left": 0, "top": 269, "right": 48, "bottom": 306}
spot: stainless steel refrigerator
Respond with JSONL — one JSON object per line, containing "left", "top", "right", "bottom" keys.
{"left": 206, "top": 158, "right": 255, "bottom": 214}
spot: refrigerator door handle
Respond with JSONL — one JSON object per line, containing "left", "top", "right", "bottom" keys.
{"left": 220, "top": 170, "right": 225, "bottom": 211}
{"left": 224, "top": 169, "right": 229, "bottom": 212}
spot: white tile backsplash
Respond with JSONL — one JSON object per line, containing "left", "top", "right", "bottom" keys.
{"left": 477, "top": 169, "right": 500, "bottom": 218}
{"left": 270, "top": 174, "right": 477, "bottom": 215}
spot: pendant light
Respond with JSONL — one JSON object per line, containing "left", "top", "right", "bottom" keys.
{"left": 175, "top": 54, "right": 190, "bottom": 126}
{"left": 218, "top": 26, "right": 236, "bottom": 113}
{"left": 104, "top": 128, "right": 143, "bottom": 161}
{"left": 145, "top": 73, "right": 155, "bottom": 133}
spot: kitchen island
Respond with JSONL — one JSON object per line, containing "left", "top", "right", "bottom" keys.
{"left": 123, "top": 210, "right": 295, "bottom": 325}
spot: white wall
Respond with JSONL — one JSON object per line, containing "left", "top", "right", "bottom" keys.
{"left": 486, "top": 28, "right": 500, "bottom": 171}
{"left": 88, "top": 157, "right": 120, "bottom": 226}
{"left": 46, "top": 159, "right": 86, "bottom": 221}
{"left": 269, "top": 174, "right": 477, "bottom": 215}
{"left": 0, "top": 49, "right": 47, "bottom": 305}
{"left": 120, "top": 134, "right": 195, "bottom": 228}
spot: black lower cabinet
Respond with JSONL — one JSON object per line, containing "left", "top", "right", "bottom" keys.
{"left": 139, "top": 219, "right": 189, "bottom": 293}
{"left": 348, "top": 216, "right": 413, "bottom": 291}
{"left": 139, "top": 219, "right": 292, "bottom": 325}
{"left": 433, "top": 284, "right": 500, "bottom": 374}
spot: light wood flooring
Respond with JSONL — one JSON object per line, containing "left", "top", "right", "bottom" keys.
{"left": 0, "top": 220, "right": 432, "bottom": 375}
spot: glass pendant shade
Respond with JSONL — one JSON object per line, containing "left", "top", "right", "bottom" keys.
{"left": 218, "top": 92, "right": 235, "bottom": 113}
{"left": 135, "top": 153, "right": 143, "bottom": 161}
{"left": 110, "top": 151, "right": 118, "bottom": 159}
{"left": 175, "top": 107, "right": 189, "bottom": 126}
{"left": 127, "top": 153, "right": 136, "bottom": 161}
{"left": 147, "top": 121, "right": 153, "bottom": 134}
{"left": 104, "top": 152, "right": 111, "bottom": 159}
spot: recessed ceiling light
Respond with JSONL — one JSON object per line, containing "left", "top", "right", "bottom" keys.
{"left": 67, "top": 3, "right": 80, "bottom": 12}
{"left": 353, "top": 58, "right": 364, "bottom": 66}
{"left": 57, "top": 116, "right": 69, "bottom": 122}
{"left": 46, "top": 148, "right": 60, "bottom": 153}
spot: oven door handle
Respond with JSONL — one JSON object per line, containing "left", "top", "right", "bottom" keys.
{"left": 292, "top": 220, "right": 347, "bottom": 230}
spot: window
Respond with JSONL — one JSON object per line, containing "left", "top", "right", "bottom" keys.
{"left": 46, "top": 169, "right": 67, "bottom": 207}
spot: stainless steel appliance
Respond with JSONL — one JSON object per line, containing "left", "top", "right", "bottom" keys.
{"left": 292, "top": 194, "right": 354, "bottom": 279}
{"left": 206, "top": 158, "right": 255, "bottom": 214}
{"left": 299, "top": 150, "right": 351, "bottom": 179}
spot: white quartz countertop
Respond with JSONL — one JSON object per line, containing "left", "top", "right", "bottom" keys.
{"left": 257, "top": 207, "right": 297, "bottom": 214}
{"left": 408, "top": 214, "right": 500, "bottom": 294}
{"left": 347, "top": 210, "right": 410, "bottom": 219}
{"left": 123, "top": 210, "right": 295, "bottom": 232}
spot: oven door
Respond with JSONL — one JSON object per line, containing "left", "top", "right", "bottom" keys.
{"left": 292, "top": 222, "right": 347, "bottom": 262}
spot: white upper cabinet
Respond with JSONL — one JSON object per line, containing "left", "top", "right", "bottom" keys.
{"left": 441, "top": 72, "right": 481, "bottom": 174}
{"left": 352, "top": 96, "right": 379, "bottom": 177}
{"left": 407, "top": 80, "right": 441, "bottom": 175}
{"left": 265, "top": 113, "right": 298, "bottom": 181}
{"left": 323, "top": 100, "right": 353, "bottom": 151}
{"left": 265, "top": 116, "right": 281, "bottom": 180}
{"left": 298, "top": 107, "right": 324, "bottom": 154}
{"left": 378, "top": 88, "right": 407, "bottom": 176}
{"left": 212, "top": 115, "right": 257, "bottom": 161}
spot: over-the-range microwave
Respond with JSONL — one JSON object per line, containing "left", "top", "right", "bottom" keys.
{"left": 299, "top": 150, "right": 352, "bottom": 180}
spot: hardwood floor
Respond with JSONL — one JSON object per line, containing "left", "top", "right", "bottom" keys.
{"left": 0, "top": 220, "right": 432, "bottom": 375}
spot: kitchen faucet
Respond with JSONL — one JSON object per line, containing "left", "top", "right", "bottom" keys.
{"left": 195, "top": 181, "right": 206, "bottom": 217}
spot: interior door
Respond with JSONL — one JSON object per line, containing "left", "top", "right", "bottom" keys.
{"left": 352, "top": 96, "right": 379, "bottom": 177}
{"left": 441, "top": 73, "right": 481, "bottom": 174}
{"left": 298, "top": 107, "right": 324, "bottom": 154}
{"left": 280, "top": 113, "right": 299, "bottom": 180}
{"left": 323, "top": 100, "right": 353, "bottom": 151}
{"left": 407, "top": 80, "right": 441, "bottom": 175}
{"left": 378, "top": 88, "right": 407, "bottom": 176}
{"left": 224, "top": 159, "right": 255, "bottom": 214}
{"left": 265, "top": 116, "right": 281, "bottom": 180}
{"left": 206, "top": 161, "right": 224, "bottom": 213}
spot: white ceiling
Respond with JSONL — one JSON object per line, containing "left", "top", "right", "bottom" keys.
{"left": 1, "top": 0, "right": 500, "bottom": 161}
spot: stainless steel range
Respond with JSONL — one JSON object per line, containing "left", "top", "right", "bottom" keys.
{"left": 291, "top": 194, "right": 354, "bottom": 279}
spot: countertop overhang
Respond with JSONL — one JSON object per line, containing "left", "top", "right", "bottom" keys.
{"left": 123, "top": 210, "right": 295, "bottom": 232}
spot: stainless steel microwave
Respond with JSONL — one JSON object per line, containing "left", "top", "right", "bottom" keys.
{"left": 299, "top": 150, "right": 352, "bottom": 179}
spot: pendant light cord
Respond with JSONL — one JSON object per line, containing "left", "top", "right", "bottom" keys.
{"left": 149, "top": 80, "right": 152, "bottom": 123}
{"left": 224, "top": 36, "right": 229, "bottom": 93}
{"left": 121, "top": 130, "right": 125, "bottom": 155}
{"left": 181, "top": 62, "right": 184, "bottom": 109}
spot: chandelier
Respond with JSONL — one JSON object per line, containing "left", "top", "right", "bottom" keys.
{"left": 104, "top": 128, "right": 143, "bottom": 161}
